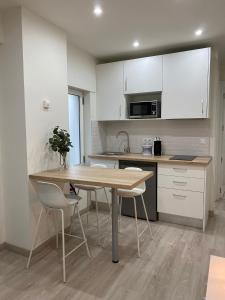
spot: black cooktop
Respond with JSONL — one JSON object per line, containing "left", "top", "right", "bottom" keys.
{"left": 169, "top": 155, "right": 197, "bottom": 161}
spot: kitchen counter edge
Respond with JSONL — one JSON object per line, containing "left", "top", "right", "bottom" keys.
{"left": 89, "top": 154, "right": 212, "bottom": 166}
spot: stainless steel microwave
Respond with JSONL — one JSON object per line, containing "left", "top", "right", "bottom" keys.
{"left": 128, "top": 100, "right": 161, "bottom": 119}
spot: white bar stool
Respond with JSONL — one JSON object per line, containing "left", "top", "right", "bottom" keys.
{"left": 117, "top": 167, "right": 153, "bottom": 257}
{"left": 74, "top": 164, "right": 111, "bottom": 234}
{"left": 27, "top": 181, "right": 90, "bottom": 283}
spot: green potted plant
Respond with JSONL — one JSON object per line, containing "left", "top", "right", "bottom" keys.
{"left": 49, "top": 126, "right": 73, "bottom": 169}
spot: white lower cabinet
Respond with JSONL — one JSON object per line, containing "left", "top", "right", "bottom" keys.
{"left": 158, "top": 188, "right": 203, "bottom": 219}
{"left": 158, "top": 174, "right": 205, "bottom": 192}
{"left": 157, "top": 163, "right": 210, "bottom": 231}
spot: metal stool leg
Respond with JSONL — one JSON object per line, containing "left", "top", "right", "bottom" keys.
{"left": 76, "top": 203, "right": 91, "bottom": 258}
{"left": 60, "top": 209, "right": 66, "bottom": 283}
{"left": 95, "top": 190, "right": 100, "bottom": 234}
{"left": 103, "top": 187, "right": 111, "bottom": 213}
{"left": 86, "top": 191, "right": 91, "bottom": 226}
{"left": 133, "top": 197, "right": 140, "bottom": 257}
{"left": 53, "top": 210, "right": 59, "bottom": 248}
{"left": 141, "top": 194, "right": 153, "bottom": 239}
{"left": 27, "top": 207, "right": 44, "bottom": 268}
{"left": 69, "top": 204, "right": 76, "bottom": 235}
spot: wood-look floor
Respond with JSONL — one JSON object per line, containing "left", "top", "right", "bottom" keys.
{"left": 1, "top": 199, "right": 225, "bottom": 300}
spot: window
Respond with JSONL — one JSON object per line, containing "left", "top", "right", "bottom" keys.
{"left": 68, "top": 90, "right": 84, "bottom": 166}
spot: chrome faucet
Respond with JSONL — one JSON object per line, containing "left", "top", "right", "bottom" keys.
{"left": 116, "top": 130, "right": 130, "bottom": 153}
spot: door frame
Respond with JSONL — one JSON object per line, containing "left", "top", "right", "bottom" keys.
{"left": 68, "top": 88, "right": 84, "bottom": 164}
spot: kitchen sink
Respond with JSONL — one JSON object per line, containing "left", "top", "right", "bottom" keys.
{"left": 100, "top": 151, "right": 126, "bottom": 155}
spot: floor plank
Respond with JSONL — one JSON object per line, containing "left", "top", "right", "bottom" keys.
{"left": 1, "top": 199, "right": 225, "bottom": 300}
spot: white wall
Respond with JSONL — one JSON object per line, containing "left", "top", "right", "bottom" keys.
{"left": 22, "top": 8, "right": 69, "bottom": 247}
{"left": 22, "top": 8, "right": 68, "bottom": 174}
{"left": 0, "top": 7, "right": 98, "bottom": 250}
{"left": 67, "top": 42, "right": 96, "bottom": 92}
{"left": 0, "top": 8, "right": 30, "bottom": 249}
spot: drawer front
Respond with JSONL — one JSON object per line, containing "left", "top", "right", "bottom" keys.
{"left": 158, "top": 187, "right": 203, "bottom": 219}
{"left": 158, "top": 163, "right": 205, "bottom": 179}
{"left": 158, "top": 175, "right": 204, "bottom": 192}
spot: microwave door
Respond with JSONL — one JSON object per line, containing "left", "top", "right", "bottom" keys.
{"left": 130, "top": 102, "right": 152, "bottom": 118}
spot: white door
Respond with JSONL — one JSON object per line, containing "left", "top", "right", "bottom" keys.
{"left": 124, "top": 56, "right": 163, "bottom": 94}
{"left": 96, "top": 61, "right": 125, "bottom": 121}
{"left": 162, "top": 48, "right": 210, "bottom": 119}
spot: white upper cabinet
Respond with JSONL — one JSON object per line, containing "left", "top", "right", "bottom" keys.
{"left": 96, "top": 61, "right": 125, "bottom": 121}
{"left": 124, "top": 56, "right": 163, "bottom": 94}
{"left": 162, "top": 48, "right": 210, "bottom": 119}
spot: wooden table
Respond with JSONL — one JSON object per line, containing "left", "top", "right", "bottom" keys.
{"left": 30, "top": 166, "right": 153, "bottom": 262}
{"left": 206, "top": 255, "right": 225, "bottom": 300}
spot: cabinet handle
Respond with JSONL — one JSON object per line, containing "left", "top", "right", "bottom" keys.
{"left": 173, "top": 193, "right": 187, "bottom": 198}
{"left": 125, "top": 78, "right": 127, "bottom": 91}
{"left": 201, "top": 100, "right": 204, "bottom": 115}
{"left": 119, "top": 104, "right": 121, "bottom": 118}
{"left": 173, "top": 180, "right": 187, "bottom": 185}
{"left": 173, "top": 168, "right": 187, "bottom": 172}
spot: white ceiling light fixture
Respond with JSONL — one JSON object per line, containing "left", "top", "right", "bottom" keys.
{"left": 195, "top": 29, "right": 203, "bottom": 36}
{"left": 133, "top": 40, "right": 140, "bottom": 48}
{"left": 93, "top": 5, "right": 103, "bottom": 17}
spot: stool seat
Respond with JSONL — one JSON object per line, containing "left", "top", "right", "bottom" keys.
{"left": 74, "top": 184, "right": 102, "bottom": 191}
{"left": 117, "top": 188, "right": 144, "bottom": 198}
{"left": 64, "top": 193, "right": 82, "bottom": 205}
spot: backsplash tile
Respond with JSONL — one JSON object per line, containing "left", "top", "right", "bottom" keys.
{"left": 91, "top": 121, "right": 106, "bottom": 154}
{"left": 91, "top": 119, "right": 211, "bottom": 156}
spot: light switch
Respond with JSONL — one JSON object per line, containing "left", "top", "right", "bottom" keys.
{"left": 42, "top": 99, "right": 51, "bottom": 111}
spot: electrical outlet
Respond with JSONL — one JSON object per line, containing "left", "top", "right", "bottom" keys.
{"left": 200, "top": 138, "right": 206, "bottom": 144}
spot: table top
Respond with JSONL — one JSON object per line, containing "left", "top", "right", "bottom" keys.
{"left": 206, "top": 255, "right": 225, "bottom": 300}
{"left": 29, "top": 166, "right": 153, "bottom": 189}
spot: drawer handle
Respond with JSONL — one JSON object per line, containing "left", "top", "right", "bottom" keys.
{"left": 173, "top": 193, "right": 187, "bottom": 199}
{"left": 173, "top": 168, "right": 187, "bottom": 172}
{"left": 173, "top": 180, "right": 187, "bottom": 185}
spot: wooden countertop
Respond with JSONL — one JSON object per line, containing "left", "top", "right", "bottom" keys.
{"left": 206, "top": 256, "right": 225, "bottom": 300}
{"left": 89, "top": 153, "right": 212, "bottom": 166}
{"left": 29, "top": 166, "right": 153, "bottom": 189}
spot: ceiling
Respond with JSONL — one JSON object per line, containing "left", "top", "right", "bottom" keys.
{"left": 0, "top": 0, "right": 225, "bottom": 62}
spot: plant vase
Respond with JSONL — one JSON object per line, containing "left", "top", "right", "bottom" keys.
{"left": 60, "top": 153, "right": 67, "bottom": 169}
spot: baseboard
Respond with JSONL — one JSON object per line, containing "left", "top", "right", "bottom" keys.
{"left": 0, "top": 242, "right": 6, "bottom": 251}
{"left": 1, "top": 206, "right": 90, "bottom": 257}
{"left": 158, "top": 212, "right": 202, "bottom": 229}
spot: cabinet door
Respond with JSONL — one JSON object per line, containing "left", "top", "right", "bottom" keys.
{"left": 162, "top": 48, "right": 210, "bottom": 119}
{"left": 96, "top": 62, "right": 125, "bottom": 121}
{"left": 124, "top": 56, "right": 163, "bottom": 94}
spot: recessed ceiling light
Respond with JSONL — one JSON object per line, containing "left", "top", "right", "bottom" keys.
{"left": 133, "top": 41, "right": 140, "bottom": 48}
{"left": 195, "top": 29, "right": 203, "bottom": 36}
{"left": 94, "top": 5, "right": 103, "bottom": 16}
